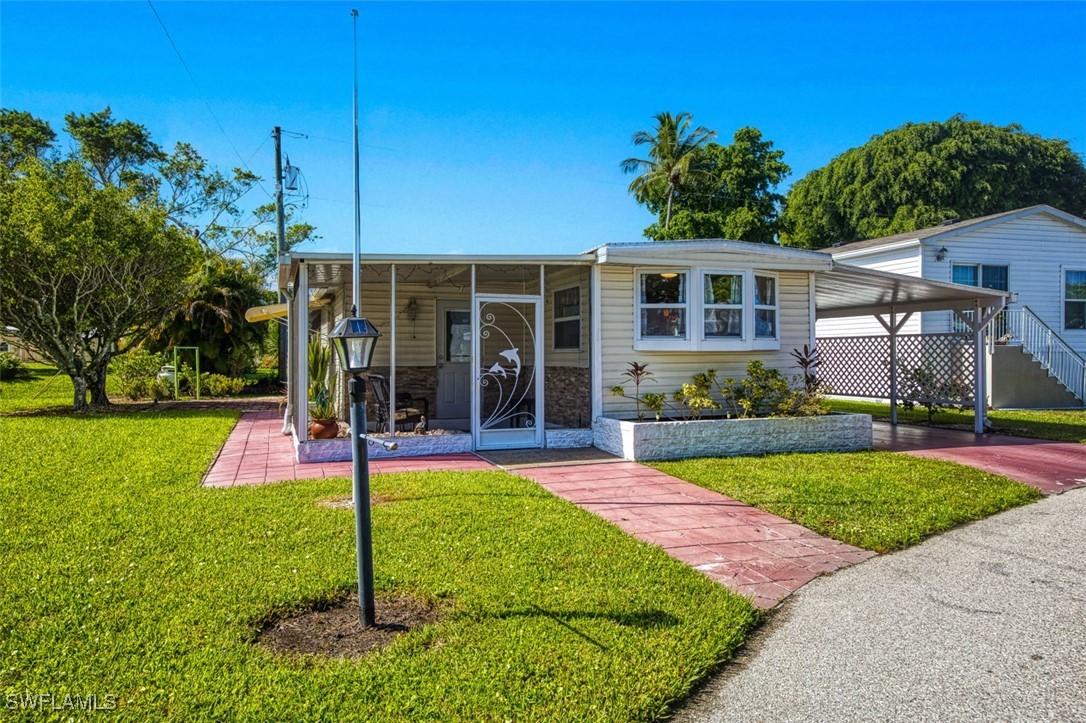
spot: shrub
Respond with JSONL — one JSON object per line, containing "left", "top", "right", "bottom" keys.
{"left": 0, "top": 352, "right": 26, "bottom": 380}
{"left": 112, "top": 349, "right": 165, "bottom": 400}
{"left": 204, "top": 374, "right": 247, "bottom": 398}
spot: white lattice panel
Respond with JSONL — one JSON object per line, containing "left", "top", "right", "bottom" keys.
{"left": 819, "top": 334, "right": 974, "bottom": 405}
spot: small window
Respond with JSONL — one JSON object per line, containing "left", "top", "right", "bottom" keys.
{"left": 553, "top": 286, "right": 581, "bottom": 350}
{"left": 952, "top": 264, "right": 1008, "bottom": 291}
{"left": 754, "top": 274, "right": 777, "bottom": 339}
{"left": 1065, "top": 269, "right": 1086, "bottom": 330}
{"left": 703, "top": 273, "right": 743, "bottom": 338}
{"left": 639, "top": 272, "right": 687, "bottom": 339}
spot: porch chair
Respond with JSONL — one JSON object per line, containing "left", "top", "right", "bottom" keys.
{"left": 367, "top": 374, "right": 429, "bottom": 433}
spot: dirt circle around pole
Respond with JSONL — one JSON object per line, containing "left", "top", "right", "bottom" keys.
{"left": 256, "top": 592, "right": 445, "bottom": 659}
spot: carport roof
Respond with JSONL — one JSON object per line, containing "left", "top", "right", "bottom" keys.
{"left": 816, "top": 263, "right": 1010, "bottom": 319}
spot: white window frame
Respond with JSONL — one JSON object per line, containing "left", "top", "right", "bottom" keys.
{"left": 753, "top": 272, "right": 779, "bottom": 344}
{"left": 1063, "top": 267, "right": 1086, "bottom": 332}
{"left": 551, "top": 283, "right": 582, "bottom": 352}
{"left": 633, "top": 267, "right": 780, "bottom": 352}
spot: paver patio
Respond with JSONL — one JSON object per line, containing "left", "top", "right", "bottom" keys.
{"left": 873, "top": 422, "right": 1086, "bottom": 495}
{"left": 201, "top": 411, "right": 491, "bottom": 487}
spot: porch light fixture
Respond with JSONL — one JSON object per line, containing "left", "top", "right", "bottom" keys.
{"left": 329, "top": 316, "right": 381, "bottom": 373}
{"left": 659, "top": 272, "right": 679, "bottom": 279}
{"left": 405, "top": 297, "right": 419, "bottom": 322}
{"left": 935, "top": 247, "right": 949, "bottom": 262}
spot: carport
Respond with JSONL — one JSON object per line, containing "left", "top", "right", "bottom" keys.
{"left": 814, "top": 263, "right": 1010, "bottom": 433}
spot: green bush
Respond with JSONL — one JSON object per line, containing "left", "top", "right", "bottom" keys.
{"left": 0, "top": 352, "right": 27, "bottom": 380}
{"left": 112, "top": 349, "right": 165, "bottom": 400}
{"left": 203, "top": 374, "right": 246, "bottom": 398}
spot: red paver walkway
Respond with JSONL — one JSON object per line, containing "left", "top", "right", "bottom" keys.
{"left": 514, "top": 461, "right": 875, "bottom": 609}
{"left": 874, "top": 422, "right": 1086, "bottom": 495}
{"left": 201, "top": 411, "right": 493, "bottom": 487}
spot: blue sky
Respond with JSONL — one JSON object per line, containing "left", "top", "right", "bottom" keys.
{"left": 3, "top": 1, "right": 1084, "bottom": 256}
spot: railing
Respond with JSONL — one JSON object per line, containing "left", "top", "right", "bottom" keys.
{"left": 997, "top": 307, "right": 1085, "bottom": 402}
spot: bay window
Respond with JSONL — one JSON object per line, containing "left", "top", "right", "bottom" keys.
{"left": 639, "top": 272, "right": 688, "bottom": 339}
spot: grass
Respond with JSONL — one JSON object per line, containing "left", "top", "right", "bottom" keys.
{"left": 0, "top": 363, "right": 91, "bottom": 413}
{"left": 827, "top": 398, "right": 1086, "bottom": 444}
{"left": 0, "top": 410, "right": 756, "bottom": 721}
{"left": 653, "top": 452, "right": 1041, "bottom": 553}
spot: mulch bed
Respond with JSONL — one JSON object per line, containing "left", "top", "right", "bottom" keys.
{"left": 256, "top": 592, "right": 444, "bottom": 659}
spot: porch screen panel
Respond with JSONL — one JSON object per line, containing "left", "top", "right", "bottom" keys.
{"left": 478, "top": 300, "right": 538, "bottom": 432}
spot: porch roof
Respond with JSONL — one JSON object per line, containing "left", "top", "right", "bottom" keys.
{"left": 815, "top": 263, "right": 1011, "bottom": 319}
{"left": 279, "top": 252, "right": 593, "bottom": 289}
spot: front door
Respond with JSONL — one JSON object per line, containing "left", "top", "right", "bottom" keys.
{"left": 436, "top": 300, "right": 471, "bottom": 421}
{"left": 474, "top": 295, "right": 543, "bottom": 450}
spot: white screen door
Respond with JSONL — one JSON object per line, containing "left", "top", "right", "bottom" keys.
{"left": 473, "top": 295, "right": 543, "bottom": 450}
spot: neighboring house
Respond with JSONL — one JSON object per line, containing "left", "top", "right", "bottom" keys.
{"left": 817, "top": 205, "right": 1086, "bottom": 408}
{"left": 277, "top": 240, "right": 1005, "bottom": 459}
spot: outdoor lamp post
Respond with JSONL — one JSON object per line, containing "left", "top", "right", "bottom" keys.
{"left": 329, "top": 315, "right": 386, "bottom": 627}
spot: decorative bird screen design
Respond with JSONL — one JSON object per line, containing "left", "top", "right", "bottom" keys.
{"left": 478, "top": 301, "right": 537, "bottom": 431}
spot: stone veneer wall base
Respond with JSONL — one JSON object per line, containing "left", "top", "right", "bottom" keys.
{"left": 296, "top": 433, "right": 473, "bottom": 462}
{"left": 592, "top": 413, "right": 872, "bottom": 461}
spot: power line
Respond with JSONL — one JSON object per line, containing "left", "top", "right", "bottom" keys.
{"left": 145, "top": 0, "right": 273, "bottom": 200}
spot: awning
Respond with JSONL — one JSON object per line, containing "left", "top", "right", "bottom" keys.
{"left": 815, "top": 263, "right": 1010, "bottom": 319}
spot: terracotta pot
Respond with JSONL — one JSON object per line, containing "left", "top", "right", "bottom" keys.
{"left": 309, "top": 418, "right": 339, "bottom": 440}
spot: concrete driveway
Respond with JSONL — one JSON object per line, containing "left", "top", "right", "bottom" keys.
{"left": 674, "top": 488, "right": 1086, "bottom": 722}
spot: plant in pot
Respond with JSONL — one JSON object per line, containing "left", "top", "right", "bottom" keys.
{"left": 308, "top": 338, "right": 339, "bottom": 439}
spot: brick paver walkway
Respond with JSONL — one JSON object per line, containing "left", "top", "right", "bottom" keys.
{"left": 201, "top": 411, "right": 493, "bottom": 487}
{"left": 874, "top": 422, "right": 1086, "bottom": 495}
{"left": 514, "top": 461, "right": 876, "bottom": 609}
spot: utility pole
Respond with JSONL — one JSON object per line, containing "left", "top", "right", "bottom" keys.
{"left": 274, "top": 126, "right": 288, "bottom": 384}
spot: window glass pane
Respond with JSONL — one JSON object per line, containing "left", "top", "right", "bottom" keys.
{"left": 1066, "top": 302, "right": 1086, "bottom": 330}
{"left": 446, "top": 311, "right": 471, "bottom": 362}
{"left": 981, "top": 265, "right": 1008, "bottom": 291}
{"left": 755, "top": 309, "right": 777, "bottom": 338}
{"left": 641, "top": 308, "right": 686, "bottom": 338}
{"left": 641, "top": 273, "right": 685, "bottom": 304}
{"left": 704, "top": 309, "right": 742, "bottom": 337}
{"left": 554, "top": 287, "right": 580, "bottom": 318}
{"left": 704, "top": 274, "right": 742, "bottom": 304}
{"left": 952, "top": 264, "right": 978, "bottom": 286}
{"left": 554, "top": 319, "right": 580, "bottom": 349}
{"left": 755, "top": 275, "right": 776, "bottom": 306}
{"left": 1066, "top": 270, "right": 1086, "bottom": 300}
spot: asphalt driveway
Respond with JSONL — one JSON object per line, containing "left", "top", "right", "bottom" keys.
{"left": 675, "top": 488, "right": 1086, "bottom": 722}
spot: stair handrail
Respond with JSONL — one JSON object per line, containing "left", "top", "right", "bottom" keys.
{"left": 1008, "top": 305, "right": 1085, "bottom": 401}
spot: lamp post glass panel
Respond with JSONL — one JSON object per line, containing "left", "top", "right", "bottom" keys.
{"left": 329, "top": 316, "right": 382, "bottom": 626}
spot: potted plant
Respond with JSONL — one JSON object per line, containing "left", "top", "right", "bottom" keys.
{"left": 308, "top": 338, "right": 339, "bottom": 440}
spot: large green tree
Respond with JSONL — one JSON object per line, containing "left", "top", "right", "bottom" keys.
{"left": 0, "top": 159, "right": 200, "bottom": 409}
{"left": 147, "top": 256, "right": 275, "bottom": 376}
{"left": 780, "top": 115, "right": 1086, "bottom": 249}
{"left": 642, "top": 127, "right": 790, "bottom": 243}
{"left": 622, "top": 112, "right": 717, "bottom": 232}
{"left": 0, "top": 109, "right": 56, "bottom": 170}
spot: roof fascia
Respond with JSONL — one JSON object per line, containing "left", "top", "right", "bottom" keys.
{"left": 831, "top": 238, "right": 920, "bottom": 260}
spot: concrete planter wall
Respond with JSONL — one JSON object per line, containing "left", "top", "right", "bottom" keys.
{"left": 545, "top": 428, "right": 594, "bottom": 449}
{"left": 296, "top": 432, "right": 472, "bottom": 463}
{"left": 592, "top": 413, "right": 872, "bottom": 462}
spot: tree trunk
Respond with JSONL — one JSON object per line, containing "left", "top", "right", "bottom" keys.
{"left": 71, "top": 374, "right": 89, "bottom": 411}
{"left": 89, "top": 363, "right": 110, "bottom": 406}
{"left": 665, "top": 188, "right": 674, "bottom": 230}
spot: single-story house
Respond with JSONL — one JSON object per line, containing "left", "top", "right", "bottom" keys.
{"left": 277, "top": 240, "right": 1008, "bottom": 460}
{"left": 817, "top": 205, "right": 1086, "bottom": 408}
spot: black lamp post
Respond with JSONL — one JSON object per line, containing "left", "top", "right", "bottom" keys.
{"left": 329, "top": 315, "right": 386, "bottom": 627}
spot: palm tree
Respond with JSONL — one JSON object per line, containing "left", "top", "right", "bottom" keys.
{"left": 621, "top": 112, "right": 717, "bottom": 231}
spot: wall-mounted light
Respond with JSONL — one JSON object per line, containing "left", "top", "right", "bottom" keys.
{"left": 659, "top": 272, "right": 678, "bottom": 279}
{"left": 405, "top": 297, "right": 419, "bottom": 321}
{"left": 935, "top": 247, "right": 949, "bottom": 262}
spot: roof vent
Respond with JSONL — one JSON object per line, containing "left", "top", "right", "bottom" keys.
{"left": 939, "top": 218, "right": 960, "bottom": 226}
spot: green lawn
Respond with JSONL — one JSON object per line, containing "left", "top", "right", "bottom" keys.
{"left": 827, "top": 398, "right": 1086, "bottom": 444}
{"left": 653, "top": 452, "right": 1041, "bottom": 553}
{"left": 0, "top": 363, "right": 89, "bottom": 413}
{"left": 0, "top": 410, "right": 755, "bottom": 721}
